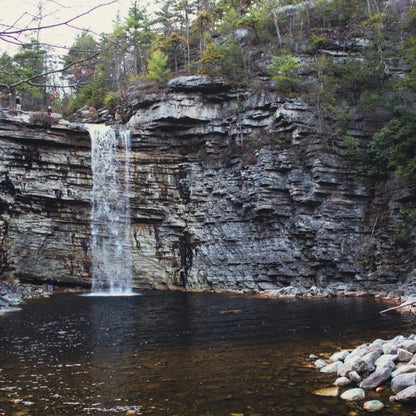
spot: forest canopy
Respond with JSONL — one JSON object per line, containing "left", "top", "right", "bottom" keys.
{"left": 0, "top": 0, "right": 414, "bottom": 115}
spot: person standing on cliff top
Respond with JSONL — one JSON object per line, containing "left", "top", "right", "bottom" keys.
{"left": 15, "top": 95, "right": 21, "bottom": 111}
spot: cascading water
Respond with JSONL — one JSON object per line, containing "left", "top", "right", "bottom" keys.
{"left": 87, "top": 124, "right": 134, "bottom": 295}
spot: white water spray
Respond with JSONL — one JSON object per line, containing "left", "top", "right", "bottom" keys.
{"left": 87, "top": 124, "right": 134, "bottom": 295}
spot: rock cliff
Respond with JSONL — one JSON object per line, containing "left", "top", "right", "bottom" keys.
{"left": 0, "top": 77, "right": 414, "bottom": 293}
{"left": 0, "top": 112, "right": 92, "bottom": 286}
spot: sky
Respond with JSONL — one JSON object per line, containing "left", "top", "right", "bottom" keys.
{"left": 0, "top": 0, "right": 145, "bottom": 55}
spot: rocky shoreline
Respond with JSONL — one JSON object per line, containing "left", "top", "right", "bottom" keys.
{"left": 0, "top": 279, "right": 49, "bottom": 315}
{"left": 2, "top": 280, "right": 416, "bottom": 316}
{"left": 258, "top": 281, "right": 416, "bottom": 311}
{"left": 314, "top": 333, "right": 416, "bottom": 411}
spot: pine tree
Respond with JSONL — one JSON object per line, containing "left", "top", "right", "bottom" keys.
{"left": 146, "top": 50, "right": 171, "bottom": 85}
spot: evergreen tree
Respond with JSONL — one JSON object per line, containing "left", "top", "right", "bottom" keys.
{"left": 154, "top": 0, "right": 179, "bottom": 36}
{"left": 63, "top": 32, "right": 107, "bottom": 111}
{"left": 64, "top": 32, "right": 99, "bottom": 93}
{"left": 268, "top": 52, "right": 299, "bottom": 94}
{"left": 124, "top": 1, "right": 153, "bottom": 75}
{"left": 146, "top": 50, "right": 171, "bottom": 85}
{"left": 0, "top": 53, "right": 16, "bottom": 108}
{"left": 156, "top": 32, "right": 187, "bottom": 74}
{"left": 12, "top": 40, "right": 48, "bottom": 110}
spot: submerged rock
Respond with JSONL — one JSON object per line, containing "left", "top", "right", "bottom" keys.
{"left": 313, "top": 387, "right": 339, "bottom": 397}
{"left": 363, "top": 400, "right": 384, "bottom": 412}
{"left": 340, "top": 388, "right": 365, "bottom": 401}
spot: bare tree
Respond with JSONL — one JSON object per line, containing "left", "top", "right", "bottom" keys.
{"left": 0, "top": 1, "right": 118, "bottom": 48}
{"left": 0, "top": 1, "right": 118, "bottom": 96}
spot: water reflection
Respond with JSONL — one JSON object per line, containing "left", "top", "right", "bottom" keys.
{"left": 0, "top": 292, "right": 415, "bottom": 415}
{"left": 87, "top": 296, "right": 142, "bottom": 412}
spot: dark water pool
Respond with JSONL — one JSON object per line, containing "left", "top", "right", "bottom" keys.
{"left": 0, "top": 291, "right": 415, "bottom": 415}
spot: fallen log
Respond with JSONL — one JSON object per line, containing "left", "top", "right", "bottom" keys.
{"left": 379, "top": 300, "right": 416, "bottom": 314}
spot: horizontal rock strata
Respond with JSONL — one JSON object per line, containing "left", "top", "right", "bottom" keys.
{"left": 0, "top": 76, "right": 415, "bottom": 290}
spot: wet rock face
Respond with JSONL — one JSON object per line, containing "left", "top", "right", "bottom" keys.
{"left": 125, "top": 77, "right": 372, "bottom": 291}
{"left": 0, "top": 78, "right": 412, "bottom": 291}
{"left": 0, "top": 115, "right": 92, "bottom": 285}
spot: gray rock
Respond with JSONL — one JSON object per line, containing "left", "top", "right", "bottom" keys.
{"left": 393, "top": 335, "right": 406, "bottom": 344}
{"left": 0, "top": 305, "right": 22, "bottom": 314}
{"left": 408, "top": 353, "right": 416, "bottom": 366}
{"left": 375, "top": 354, "right": 396, "bottom": 369}
{"left": 368, "top": 339, "right": 385, "bottom": 350}
{"left": 391, "top": 372, "right": 416, "bottom": 394}
{"left": 363, "top": 400, "right": 384, "bottom": 412}
{"left": 329, "top": 349, "right": 349, "bottom": 362}
{"left": 382, "top": 341, "right": 400, "bottom": 355}
{"left": 359, "top": 350, "right": 381, "bottom": 373}
{"left": 392, "top": 364, "right": 416, "bottom": 377}
{"left": 2, "top": 293, "right": 23, "bottom": 305}
{"left": 392, "top": 385, "right": 416, "bottom": 402}
{"left": 349, "top": 371, "right": 362, "bottom": 383}
{"left": 340, "top": 388, "right": 365, "bottom": 401}
{"left": 314, "top": 358, "right": 327, "bottom": 368}
{"left": 320, "top": 361, "right": 344, "bottom": 374}
{"left": 334, "top": 376, "right": 351, "bottom": 387}
{"left": 359, "top": 361, "right": 395, "bottom": 390}
{"left": 397, "top": 348, "right": 413, "bottom": 362}
{"left": 340, "top": 345, "right": 369, "bottom": 376}
{"left": 402, "top": 340, "right": 416, "bottom": 354}
{"left": 167, "top": 75, "right": 231, "bottom": 92}
{"left": 350, "top": 344, "right": 370, "bottom": 357}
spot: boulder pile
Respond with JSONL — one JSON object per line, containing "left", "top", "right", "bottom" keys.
{"left": 315, "top": 334, "right": 416, "bottom": 409}
{"left": 0, "top": 279, "right": 47, "bottom": 315}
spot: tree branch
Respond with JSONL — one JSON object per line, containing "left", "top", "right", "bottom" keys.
{"left": 0, "top": 1, "right": 118, "bottom": 39}
{"left": 0, "top": 46, "right": 111, "bottom": 91}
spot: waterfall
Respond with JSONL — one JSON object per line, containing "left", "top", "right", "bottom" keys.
{"left": 87, "top": 124, "right": 134, "bottom": 295}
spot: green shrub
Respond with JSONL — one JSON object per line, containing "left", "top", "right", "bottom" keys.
{"left": 146, "top": 50, "right": 171, "bottom": 85}
{"left": 385, "top": 108, "right": 416, "bottom": 179}
{"left": 342, "top": 108, "right": 416, "bottom": 183}
{"left": 104, "top": 93, "right": 117, "bottom": 110}
{"left": 394, "top": 207, "right": 416, "bottom": 245}
{"left": 268, "top": 52, "right": 299, "bottom": 94}
{"left": 310, "top": 33, "right": 328, "bottom": 48}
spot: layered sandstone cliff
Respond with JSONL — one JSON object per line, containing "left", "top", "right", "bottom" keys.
{"left": 0, "top": 77, "right": 414, "bottom": 293}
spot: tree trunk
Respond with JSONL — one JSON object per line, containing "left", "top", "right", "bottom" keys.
{"left": 272, "top": 10, "right": 282, "bottom": 47}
